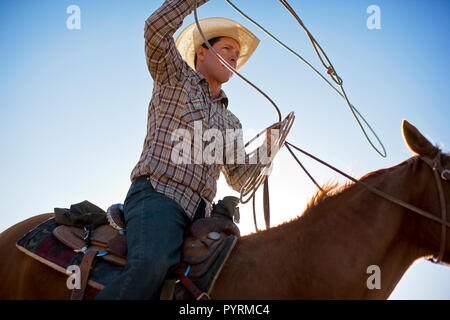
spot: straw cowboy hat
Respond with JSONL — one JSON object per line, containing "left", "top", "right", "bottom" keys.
{"left": 176, "top": 17, "right": 260, "bottom": 71}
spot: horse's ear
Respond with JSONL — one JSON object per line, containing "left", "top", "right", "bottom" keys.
{"left": 402, "top": 120, "right": 437, "bottom": 157}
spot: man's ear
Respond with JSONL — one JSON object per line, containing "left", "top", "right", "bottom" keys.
{"left": 196, "top": 46, "right": 207, "bottom": 64}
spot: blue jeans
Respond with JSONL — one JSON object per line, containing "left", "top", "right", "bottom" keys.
{"left": 95, "top": 176, "right": 204, "bottom": 300}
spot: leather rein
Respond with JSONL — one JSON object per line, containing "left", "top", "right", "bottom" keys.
{"left": 286, "top": 142, "right": 450, "bottom": 265}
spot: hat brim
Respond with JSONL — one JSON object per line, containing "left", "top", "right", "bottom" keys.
{"left": 176, "top": 17, "right": 260, "bottom": 71}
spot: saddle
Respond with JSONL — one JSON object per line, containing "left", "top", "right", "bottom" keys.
{"left": 52, "top": 202, "right": 240, "bottom": 300}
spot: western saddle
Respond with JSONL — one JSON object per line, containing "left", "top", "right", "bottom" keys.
{"left": 52, "top": 202, "right": 240, "bottom": 300}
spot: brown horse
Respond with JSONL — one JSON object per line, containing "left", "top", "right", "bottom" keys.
{"left": 0, "top": 120, "right": 448, "bottom": 299}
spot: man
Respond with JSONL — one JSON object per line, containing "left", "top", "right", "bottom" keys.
{"left": 96, "top": 0, "right": 263, "bottom": 300}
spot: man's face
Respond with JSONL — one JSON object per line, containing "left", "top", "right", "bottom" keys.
{"left": 196, "top": 37, "right": 241, "bottom": 84}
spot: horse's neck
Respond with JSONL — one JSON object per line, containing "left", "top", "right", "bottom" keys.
{"left": 214, "top": 161, "right": 427, "bottom": 299}
{"left": 302, "top": 164, "right": 431, "bottom": 299}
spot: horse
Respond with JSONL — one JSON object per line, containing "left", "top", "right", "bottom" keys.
{"left": 0, "top": 120, "right": 448, "bottom": 299}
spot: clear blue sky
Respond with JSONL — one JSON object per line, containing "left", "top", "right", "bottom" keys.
{"left": 0, "top": 0, "right": 449, "bottom": 299}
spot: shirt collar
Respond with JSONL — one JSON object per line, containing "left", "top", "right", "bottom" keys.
{"left": 192, "top": 72, "right": 229, "bottom": 109}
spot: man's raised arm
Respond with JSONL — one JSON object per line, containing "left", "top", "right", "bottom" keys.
{"left": 145, "top": 0, "right": 209, "bottom": 85}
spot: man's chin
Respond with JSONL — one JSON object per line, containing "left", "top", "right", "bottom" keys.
{"left": 217, "top": 77, "right": 231, "bottom": 85}
{"left": 221, "top": 73, "right": 234, "bottom": 84}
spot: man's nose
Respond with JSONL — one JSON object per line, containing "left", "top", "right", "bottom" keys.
{"left": 229, "top": 52, "right": 238, "bottom": 65}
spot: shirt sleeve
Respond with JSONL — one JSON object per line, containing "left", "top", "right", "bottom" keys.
{"left": 144, "top": 0, "right": 209, "bottom": 85}
{"left": 221, "top": 120, "right": 261, "bottom": 193}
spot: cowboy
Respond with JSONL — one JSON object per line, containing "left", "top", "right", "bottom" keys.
{"left": 96, "top": 0, "right": 264, "bottom": 299}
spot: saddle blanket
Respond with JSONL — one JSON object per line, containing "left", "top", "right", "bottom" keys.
{"left": 16, "top": 217, "right": 123, "bottom": 291}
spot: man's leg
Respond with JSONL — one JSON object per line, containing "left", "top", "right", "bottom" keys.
{"left": 96, "top": 177, "right": 190, "bottom": 300}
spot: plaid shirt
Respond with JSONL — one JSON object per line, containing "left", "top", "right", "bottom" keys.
{"left": 130, "top": 0, "right": 257, "bottom": 219}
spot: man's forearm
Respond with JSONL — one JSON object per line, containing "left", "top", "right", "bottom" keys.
{"left": 144, "top": 0, "right": 209, "bottom": 83}
{"left": 145, "top": 0, "right": 209, "bottom": 51}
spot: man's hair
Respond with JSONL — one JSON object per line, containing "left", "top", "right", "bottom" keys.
{"left": 194, "top": 37, "right": 223, "bottom": 70}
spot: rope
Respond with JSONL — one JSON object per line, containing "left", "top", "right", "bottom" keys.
{"left": 225, "top": 0, "right": 387, "bottom": 158}
{"left": 239, "top": 113, "right": 295, "bottom": 204}
{"left": 193, "top": 0, "right": 282, "bottom": 122}
{"left": 193, "top": 0, "right": 389, "bottom": 231}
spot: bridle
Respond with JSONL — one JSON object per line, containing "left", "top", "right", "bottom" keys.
{"left": 420, "top": 151, "right": 449, "bottom": 264}
{"left": 192, "top": 0, "right": 450, "bottom": 264}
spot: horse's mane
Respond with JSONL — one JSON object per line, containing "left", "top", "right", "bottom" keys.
{"left": 304, "top": 181, "right": 354, "bottom": 213}
{"left": 302, "top": 161, "right": 411, "bottom": 216}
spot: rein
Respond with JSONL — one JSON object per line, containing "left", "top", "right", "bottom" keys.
{"left": 286, "top": 142, "right": 449, "bottom": 264}
{"left": 192, "top": 1, "right": 449, "bottom": 263}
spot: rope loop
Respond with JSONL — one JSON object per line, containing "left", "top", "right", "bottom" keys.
{"left": 224, "top": 0, "right": 387, "bottom": 158}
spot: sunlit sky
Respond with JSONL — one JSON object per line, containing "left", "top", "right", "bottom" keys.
{"left": 0, "top": 0, "right": 449, "bottom": 299}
